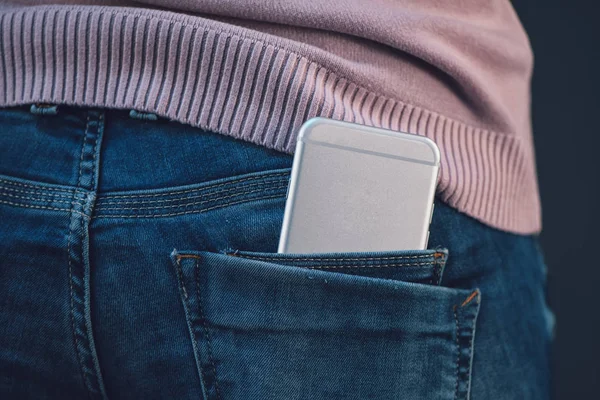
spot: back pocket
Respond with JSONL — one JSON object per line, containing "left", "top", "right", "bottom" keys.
{"left": 170, "top": 249, "right": 480, "bottom": 400}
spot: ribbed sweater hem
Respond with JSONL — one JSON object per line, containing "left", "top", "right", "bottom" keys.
{"left": 0, "top": 5, "right": 541, "bottom": 234}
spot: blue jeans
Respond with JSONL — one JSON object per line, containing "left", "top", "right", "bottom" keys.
{"left": 0, "top": 106, "right": 552, "bottom": 399}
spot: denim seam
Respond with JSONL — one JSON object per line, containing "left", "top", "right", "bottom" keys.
{"left": 453, "top": 305, "right": 460, "bottom": 400}
{"left": 96, "top": 179, "right": 288, "bottom": 206}
{"left": 222, "top": 253, "right": 440, "bottom": 283}
{"left": 68, "top": 113, "right": 92, "bottom": 399}
{"left": 95, "top": 184, "right": 288, "bottom": 211}
{"left": 90, "top": 113, "right": 102, "bottom": 192}
{"left": 84, "top": 113, "right": 108, "bottom": 399}
{"left": 0, "top": 184, "right": 82, "bottom": 199}
{"left": 432, "top": 263, "right": 441, "bottom": 286}
{"left": 173, "top": 256, "right": 210, "bottom": 400}
{"left": 98, "top": 171, "right": 289, "bottom": 200}
{"left": 452, "top": 290, "right": 480, "bottom": 400}
{"left": 195, "top": 259, "right": 222, "bottom": 400}
{"left": 76, "top": 113, "right": 91, "bottom": 188}
{"left": 0, "top": 199, "right": 88, "bottom": 217}
{"left": 307, "top": 262, "right": 434, "bottom": 268}
{"left": 0, "top": 177, "right": 87, "bottom": 194}
{"left": 0, "top": 190, "right": 88, "bottom": 205}
{"left": 433, "top": 255, "right": 443, "bottom": 286}
{"left": 67, "top": 111, "right": 108, "bottom": 400}
{"left": 305, "top": 262, "right": 432, "bottom": 268}
{"left": 92, "top": 193, "right": 285, "bottom": 219}
{"left": 465, "top": 298, "right": 479, "bottom": 397}
{"left": 227, "top": 254, "right": 435, "bottom": 262}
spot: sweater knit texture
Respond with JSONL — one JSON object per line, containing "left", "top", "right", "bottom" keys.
{"left": 0, "top": 0, "right": 541, "bottom": 234}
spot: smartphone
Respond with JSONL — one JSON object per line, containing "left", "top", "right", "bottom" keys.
{"left": 278, "top": 118, "right": 440, "bottom": 253}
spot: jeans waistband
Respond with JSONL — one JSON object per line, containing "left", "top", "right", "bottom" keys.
{"left": 0, "top": 106, "right": 293, "bottom": 196}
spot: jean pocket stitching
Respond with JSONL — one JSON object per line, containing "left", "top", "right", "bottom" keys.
{"left": 432, "top": 252, "right": 447, "bottom": 286}
{"left": 225, "top": 250, "right": 449, "bottom": 287}
{"left": 308, "top": 261, "right": 437, "bottom": 268}
{"left": 193, "top": 258, "right": 223, "bottom": 400}
{"left": 453, "top": 290, "right": 481, "bottom": 400}
{"left": 172, "top": 254, "right": 222, "bottom": 400}
{"left": 226, "top": 252, "right": 441, "bottom": 263}
{"left": 172, "top": 256, "right": 209, "bottom": 397}
{"left": 0, "top": 183, "right": 80, "bottom": 199}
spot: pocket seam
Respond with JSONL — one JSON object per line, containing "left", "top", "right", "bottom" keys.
{"left": 192, "top": 258, "right": 223, "bottom": 400}
{"left": 225, "top": 250, "right": 447, "bottom": 286}
{"left": 452, "top": 290, "right": 481, "bottom": 400}
{"left": 173, "top": 255, "right": 223, "bottom": 400}
{"left": 95, "top": 184, "right": 288, "bottom": 211}
{"left": 100, "top": 170, "right": 289, "bottom": 200}
{"left": 226, "top": 252, "right": 444, "bottom": 262}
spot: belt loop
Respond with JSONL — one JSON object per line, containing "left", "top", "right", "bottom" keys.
{"left": 129, "top": 109, "right": 158, "bottom": 121}
{"left": 30, "top": 104, "right": 59, "bottom": 115}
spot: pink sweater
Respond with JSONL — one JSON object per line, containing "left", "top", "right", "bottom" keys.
{"left": 0, "top": 0, "right": 540, "bottom": 234}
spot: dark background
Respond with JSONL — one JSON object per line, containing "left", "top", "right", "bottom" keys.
{"left": 512, "top": 1, "right": 600, "bottom": 398}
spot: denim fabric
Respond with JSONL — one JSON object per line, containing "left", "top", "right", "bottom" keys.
{"left": 0, "top": 106, "right": 553, "bottom": 400}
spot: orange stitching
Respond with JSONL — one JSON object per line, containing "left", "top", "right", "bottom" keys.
{"left": 176, "top": 254, "right": 202, "bottom": 260}
{"left": 461, "top": 291, "right": 478, "bottom": 307}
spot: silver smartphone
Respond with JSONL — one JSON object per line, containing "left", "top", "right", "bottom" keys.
{"left": 278, "top": 118, "right": 440, "bottom": 253}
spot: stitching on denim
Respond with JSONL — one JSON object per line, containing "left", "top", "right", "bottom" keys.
{"left": 227, "top": 253, "right": 434, "bottom": 262}
{"left": 174, "top": 258, "right": 209, "bottom": 397}
{"left": 453, "top": 305, "right": 460, "bottom": 400}
{"left": 77, "top": 114, "right": 91, "bottom": 188}
{"left": 97, "top": 179, "right": 287, "bottom": 206}
{"left": 90, "top": 113, "right": 102, "bottom": 192}
{"left": 93, "top": 193, "right": 285, "bottom": 219}
{"left": 86, "top": 113, "right": 108, "bottom": 399}
{"left": 67, "top": 205, "right": 89, "bottom": 398}
{"left": 307, "top": 262, "right": 434, "bottom": 268}
{"left": 465, "top": 297, "right": 478, "bottom": 398}
{"left": 432, "top": 263, "right": 440, "bottom": 286}
{"left": 99, "top": 171, "right": 290, "bottom": 200}
{"left": 0, "top": 190, "right": 87, "bottom": 205}
{"left": 176, "top": 254, "right": 203, "bottom": 260}
{"left": 95, "top": 184, "right": 288, "bottom": 211}
{"left": 0, "top": 177, "right": 86, "bottom": 194}
{"left": 69, "top": 115, "right": 91, "bottom": 396}
{"left": 0, "top": 184, "right": 79, "bottom": 199}
{"left": 433, "top": 256, "right": 442, "bottom": 286}
{"left": 0, "top": 199, "right": 88, "bottom": 217}
{"left": 195, "top": 259, "right": 222, "bottom": 400}
{"left": 433, "top": 252, "right": 446, "bottom": 286}
{"left": 460, "top": 291, "right": 478, "bottom": 308}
